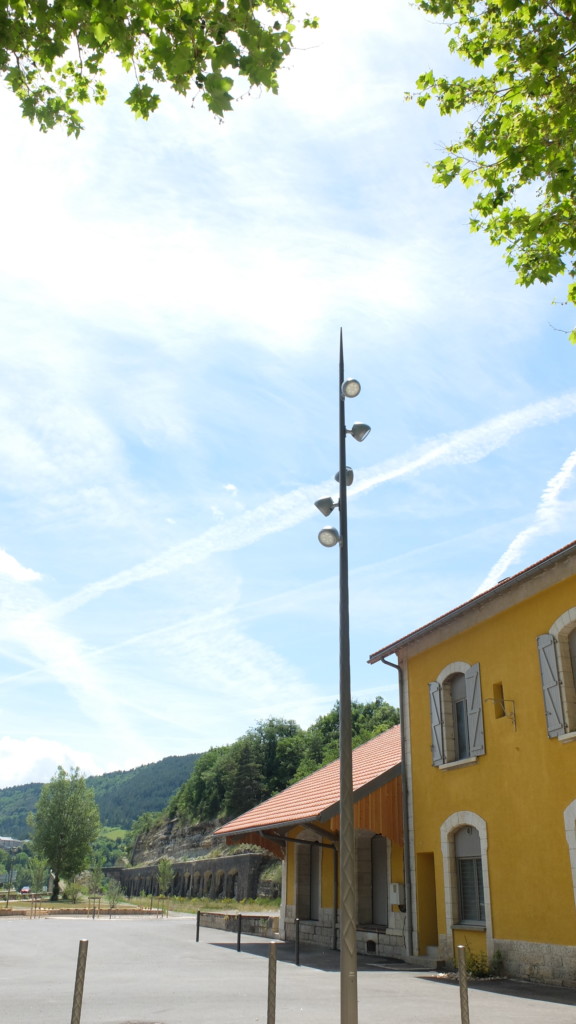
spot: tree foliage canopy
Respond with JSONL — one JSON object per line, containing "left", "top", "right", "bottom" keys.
{"left": 412, "top": 0, "right": 576, "bottom": 338}
{"left": 0, "top": 0, "right": 317, "bottom": 135}
{"left": 170, "top": 698, "right": 400, "bottom": 823}
{"left": 28, "top": 766, "right": 100, "bottom": 891}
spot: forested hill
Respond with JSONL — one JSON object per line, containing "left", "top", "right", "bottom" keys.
{"left": 166, "top": 698, "right": 399, "bottom": 828}
{"left": 0, "top": 752, "right": 201, "bottom": 839}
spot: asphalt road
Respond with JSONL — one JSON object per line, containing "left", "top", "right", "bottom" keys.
{"left": 1, "top": 914, "right": 575, "bottom": 1023}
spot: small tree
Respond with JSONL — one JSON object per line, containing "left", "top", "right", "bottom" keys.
{"left": 28, "top": 767, "right": 100, "bottom": 901}
{"left": 89, "top": 852, "right": 104, "bottom": 894}
{"left": 157, "top": 857, "right": 174, "bottom": 897}
{"left": 29, "top": 857, "right": 48, "bottom": 894}
{"left": 106, "top": 878, "right": 124, "bottom": 909}
{"left": 64, "top": 877, "right": 83, "bottom": 903}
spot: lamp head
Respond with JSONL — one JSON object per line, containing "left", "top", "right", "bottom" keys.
{"left": 341, "top": 378, "right": 361, "bottom": 399}
{"left": 318, "top": 527, "right": 341, "bottom": 548}
{"left": 335, "top": 467, "right": 354, "bottom": 486}
{"left": 349, "top": 422, "right": 371, "bottom": 442}
{"left": 314, "top": 496, "right": 337, "bottom": 517}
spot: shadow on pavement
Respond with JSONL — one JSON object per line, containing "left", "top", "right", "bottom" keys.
{"left": 208, "top": 940, "right": 429, "bottom": 974}
{"left": 208, "top": 938, "right": 576, "bottom": 1007}
{"left": 424, "top": 974, "right": 576, "bottom": 1006}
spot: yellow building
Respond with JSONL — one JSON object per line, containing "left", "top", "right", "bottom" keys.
{"left": 215, "top": 725, "right": 407, "bottom": 958}
{"left": 370, "top": 540, "right": 576, "bottom": 985}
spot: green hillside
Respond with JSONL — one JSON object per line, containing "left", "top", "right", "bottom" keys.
{"left": 0, "top": 752, "right": 201, "bottom": 839}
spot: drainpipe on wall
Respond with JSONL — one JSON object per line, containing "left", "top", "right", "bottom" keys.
{"left": 378, "top": 657, "right": 413, "bottom": 957}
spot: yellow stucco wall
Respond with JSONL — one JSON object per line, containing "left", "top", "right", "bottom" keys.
{"left": 407, "top": 572, "right": 576, "bottom": 950}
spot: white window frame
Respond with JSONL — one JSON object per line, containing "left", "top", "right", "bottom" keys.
{"left": 440, "top": 811, "right": 493, "bottom": 955}
{"left": 564, "top": 798, "right": 576, "bottom": 909}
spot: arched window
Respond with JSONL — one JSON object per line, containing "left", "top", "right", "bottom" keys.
{"left": 440, "top": 812, "right": 493, "bottom": 954}
{"left": 454, "top": 827, "right": 485, "bottom": 923}
{"left": 429, "top": 662, "right": 485, "bottom": 765}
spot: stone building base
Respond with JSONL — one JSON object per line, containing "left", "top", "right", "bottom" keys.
{"left": 494, "top": 938, "right": 576, "bottom": 988}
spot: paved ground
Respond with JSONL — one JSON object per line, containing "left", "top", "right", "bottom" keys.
{"left": 1, "top": 914, "right": 575, "bottom": 1023}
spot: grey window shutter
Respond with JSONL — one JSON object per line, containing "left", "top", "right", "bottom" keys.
{"left": 537, "top": 633, "right": 565, "bottom": 737}
{"left": 465, "top": 663, "right": 485, "bottom": 757}
{"left": 429, "top": 682, "right": 444, "bottom": 765}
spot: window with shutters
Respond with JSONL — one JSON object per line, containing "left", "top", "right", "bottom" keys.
{"left": 538, "top": 608, "right": 576, "bottom": 739}
{"left": 429, "top": 662, "right": 485, "bottom": 766}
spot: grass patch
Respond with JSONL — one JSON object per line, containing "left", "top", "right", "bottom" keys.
{"left": 128, "top": 894, "right": 280, "bottom": 915}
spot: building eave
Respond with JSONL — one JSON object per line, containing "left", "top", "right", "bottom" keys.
{"left": 369, "top": 539, "right": 576, "bottom": 663}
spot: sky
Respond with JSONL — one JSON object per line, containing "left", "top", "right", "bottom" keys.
{"left": 0, "top": 0, "right": 575, "bottom": 791}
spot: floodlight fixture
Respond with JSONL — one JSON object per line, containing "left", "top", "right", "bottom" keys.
{"left": 315, "top": 496, "right": 338, "bottom": 517}
{"left": 318, "top": 526, "right": 341, "bottom": 547}
{"left": 335, "top": 467, "right": 354, "bottom": 486}
{"left": 349, "top": 422, "right": 371, "bottom": 443}
{"left": 341, "top": 378, "right": 361, "bottom": 399}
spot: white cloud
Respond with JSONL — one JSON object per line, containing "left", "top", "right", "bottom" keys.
{"left": 0, "top": 737, "right": 103, "bottom": 789}
{"left": 0, "top": 551, "right": 41, "bottom": 583}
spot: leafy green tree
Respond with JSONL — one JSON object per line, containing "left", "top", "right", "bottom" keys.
{"left": 222, "top": 736, "right": 265, "bottom": 819}
{"left": 28, "top": 767, "right": 100, "bottom": 900}
{"left": 29, "top": 856, "right": 48, "bottom": 894}
{"left": 106, "top": 877, "right": 124, "bottom": 908}
{"left": 156, "top": 856, "right": 174, "bottom": 895}
{"left": 88, "top": 851, "right": 104, "bottom": 893}
{"left": 411, "top": 0, "right": 576, "bottom": 339}
{"left": 173, "top": 746, "right": 228, "bottom": 822}
{"left": 0, "top": 0, "right": 317, "bottom": 136}
{"left": 294, "top": 698, "right": 400, "bottom": 780}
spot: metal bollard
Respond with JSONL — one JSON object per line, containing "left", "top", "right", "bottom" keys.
{"left": 70, "top": 939, "right": 89, "bottom": 1024}
{"left": 295, "top": 918, "right": 300, "bottom": 966}
{"left": 237, "top": 913, "right": 242, "bottom": 952}
{"left": 267, "top": 943, "right": 277, "bottom": 1024}
{"left": 457, "top": 945, "right": 470, "bottom": 1024}
{"left": 196, "top": 910, "right": 201, "bottom": 942}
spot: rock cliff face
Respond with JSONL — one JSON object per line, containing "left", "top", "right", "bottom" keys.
{"left": 131, "top": 817, "right": 222, "bottom": 866}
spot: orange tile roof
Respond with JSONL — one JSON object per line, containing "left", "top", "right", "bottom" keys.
{"left": 214, "top": 724, "right": 401, "bottom": 837}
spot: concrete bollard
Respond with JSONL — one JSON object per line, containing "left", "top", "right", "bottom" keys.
{"left": 70, "top": 939, "right": 89, "bottom": 1024}
{"left": 457, "top": 945, "right": 470, "bottom": 1024}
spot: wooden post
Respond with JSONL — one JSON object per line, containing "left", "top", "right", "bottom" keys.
{"left": 267, "top": 943, "right": 277, "bottom": 1024}
{"left": 70, "top": 940, "right": 88, "bottom": 1024}
{"left": 457, "top": 945, "right": 470, "bottom": 1024}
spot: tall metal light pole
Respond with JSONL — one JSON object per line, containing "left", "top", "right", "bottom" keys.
{"left": 315, "top": 331, "right": 370, "bottom": 1024}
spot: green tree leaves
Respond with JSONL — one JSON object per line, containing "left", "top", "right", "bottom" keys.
{"left": 27, "top": 766, "right": 100, "bottom": 899}
{"left": 172, "top": 699, "right": 400, "bottom": 823}
{"left": 410, "top": 0, "right": 576, "bottom": 339}
{"left": 0, "top": 0, "right": 317, "bottom": 134}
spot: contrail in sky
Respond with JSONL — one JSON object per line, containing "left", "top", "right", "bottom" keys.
{"left": 34, "top": 388, "right": 576, "bottom": 621}
{"left": 473, "top": 447, "right": 576, "bottom": 596}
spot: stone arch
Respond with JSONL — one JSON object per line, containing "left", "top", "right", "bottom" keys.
{"left": 564, "top": 798, "right": 576, "bottom": 908}
{"left": 226, "top": 870, "right": 239, "bottom": 898}
{"left": 440, "top": 811, "right": 493, "bottom": 955}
